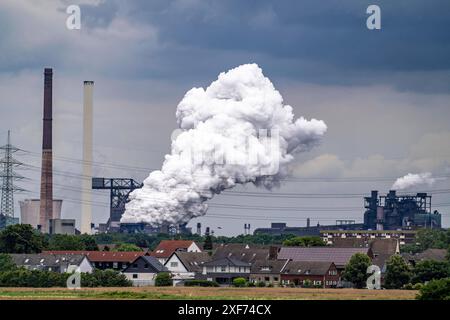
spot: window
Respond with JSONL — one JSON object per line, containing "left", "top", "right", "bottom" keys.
{"left": 170, "top": 262, "right": 178, "bottom": 268}
{"left": 133, "top": 264, "right": 138, "bottom": 268}
{"left": 274, "top": 277, "right": 279, "bottom": 281}
{"left": 132, "top": 274, "right": 138, "bottom": 279}
{"left": 221, "top": 266, "right": 226, "bottom": 272}
{"left": 265, "top": 277, "right": 270, "bottom": 282}
{"left": 144, "top": 264, "right": 149, "bottom": 269}
{"left": 113, "top": 262, "right": 118, "bottom": 269}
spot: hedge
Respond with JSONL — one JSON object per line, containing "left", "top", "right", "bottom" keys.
{"left": 184, "top": 280, "right": 219, "bottom": 287}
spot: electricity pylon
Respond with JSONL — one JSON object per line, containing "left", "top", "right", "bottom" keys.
{"left": 0, "top": 130, "right": 26, "bottom": 217}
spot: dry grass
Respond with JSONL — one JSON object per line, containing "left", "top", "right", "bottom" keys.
{"left": 0, "top": 286, "right": 418, "bottom": 300}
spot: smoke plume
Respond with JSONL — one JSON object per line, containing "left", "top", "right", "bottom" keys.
{"left": 392, "top": 172, "right": 436, "bottom": 190}
{"left": 122, "top": 64, "right": 327, "bottom": 225}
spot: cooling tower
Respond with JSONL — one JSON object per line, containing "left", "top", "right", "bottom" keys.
{"left": 81, "top": 81, "right": 94, "bottom": 234}
{"left": 21, "top": 199, "right": 62, "bottom": 229}
{"left": 39, "top": 68, "right": 53, "bottom": 233}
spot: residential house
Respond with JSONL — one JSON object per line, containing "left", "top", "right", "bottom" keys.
{"left": 331, "top": 238, "right": 400, "bottom": 275}
{"left": 43, "top": 251, "right": 146, "bottom": 270}
{"left": 212, "top": 243, "right": 270, "bottom": 264}
{"left": 250, "top": 259, "right": 289, "bottom": 286}
{"left": 164, "top": 251, "right": 211, "bottom": 285}
{"left": 280, "top": 261, "right": 339, "bottom": 288}
{"left": 151, "top": 240, "right": 202, "bottom": 264}
{"left": 402, "top": 248, "right": 448, "bottom": 267}
{"left": 202, "top": 257, "right": 251, "bottom": 285}
{"left": 122, "top": 255, "right": 168, "bottom": 286}
{"left": 277, "top": 247, "right": 374, "bottom": 273}
{"left": 10, "top": 253, "right": 93, "bottom": 273}
{"left": 321, "top": 229, "right": 417, "bottom": 246}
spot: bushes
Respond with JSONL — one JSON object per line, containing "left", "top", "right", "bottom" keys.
{"left": 416, "top": 278, "right": 450, "bottom": 300}
{"left": 155, "top": 272, "right": 173, "bottom": 286}
{"left": 232, "top": 277, "right": 247, "bottom": 287}
{"left": 184, "top": 280, "right": 219, "bottom": 287}
{"left": 256, "top": 281, "right": 266, "bottom": 287}
{"left": 0, "top": 269, "right": 131, "bottom": 288}
{"left": 0, "top": 254, "right": 16, "bottom": 272}
{"left": 0, "top": 269, "right": 68, "bottom": 287}
{"left": 81, "top": 269, "right": 131, "bottom": 287}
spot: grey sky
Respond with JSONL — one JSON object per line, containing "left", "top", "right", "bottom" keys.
{"left": 0, "top": 0, "right": 449, "bottom": 235}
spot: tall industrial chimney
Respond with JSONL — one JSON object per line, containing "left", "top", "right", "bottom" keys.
{"left": 39, "top": 68, "right": 53, "bottom": 233}
{"left": 81, "top": 81, "right": 94, "bottom": 234}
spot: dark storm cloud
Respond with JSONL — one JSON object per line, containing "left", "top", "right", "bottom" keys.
{"left": 124, "top": 0, "right": 450, "bottom": 72}
{"left": 1, "top": 0, "right": 449, "bottom": 91}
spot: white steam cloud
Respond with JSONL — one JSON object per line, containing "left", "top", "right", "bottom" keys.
{"left": 122, "top": 64, "right": 327, "bottom": 225}
{"left": 392, "top": 172, "right": 436, "bottom": 190}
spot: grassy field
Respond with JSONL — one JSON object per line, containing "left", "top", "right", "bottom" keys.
{"left": 0, "top": 287, "right": 418, "bottom": 300}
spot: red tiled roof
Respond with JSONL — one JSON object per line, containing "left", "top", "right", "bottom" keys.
{"left": 43, "top": 251, "right": 146, "bottom": 263}
{"left": 151, "top": 240, "right": 197, "bottom": 258}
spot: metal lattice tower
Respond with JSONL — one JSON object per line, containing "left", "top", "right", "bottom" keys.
{"left": 0, "top": 131, "right": 25, "bottom": 217}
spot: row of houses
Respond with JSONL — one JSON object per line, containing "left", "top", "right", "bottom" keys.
{"left": 8, "top": 239, "right": 447, "bottom": 288}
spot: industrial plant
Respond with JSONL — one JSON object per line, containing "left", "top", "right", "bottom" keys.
{"left": 0, "top": 67, "right": 446, "bottom": 238}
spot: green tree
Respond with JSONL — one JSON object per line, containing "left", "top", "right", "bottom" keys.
{"left": 203, "top": 235, "right": 213, "bottom": 250}
{"left": 416, "top": 278, "right": 450, "bottom": 300}
{"left": 342, "top": 253, "right": 371, "bottom": 289}
{"left": 405, "top": 229, "right": 450, "bottom": 253}
{"left": 282, "top": 236, "right": 325, "bottom": 247}
{"left": 79, "top": 235, "right": 98, "bottom": 251}
{"left": 155, "top": 272, "right": 173, "bottom": 286}
{"left": 113, "top": 243, "right": 142, "bottom": 252}
{"left": 232, "top": 277, "right": 247, "bottom": 287}
{"left": 47, "top": 234, "right": 85, "bottom": 250}
{"left": 0, "top": 224, "right": 45, "bottom": 253}
{"left": 0, "top": 254, "right": 16, "bottom": 272}
{"left": 412, "top": 260, "right": 450, "bottom": 284}
{"left": 384, "top": 255, "right": 411, "bottom": 289}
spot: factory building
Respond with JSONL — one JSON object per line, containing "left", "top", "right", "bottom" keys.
{"left": 254, "top": 190, "right": 443, "bottom": 237}
{"left": 364, "top": 190, "right": 441, "bottom": 230}
{"left": 48, "top": 218, "right": 76, "bottom": 235}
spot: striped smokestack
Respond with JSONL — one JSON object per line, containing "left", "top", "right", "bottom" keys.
{"left": 81, "top": 81, "right": 94, "bottom": 234}
{"left": 39, "top": 68, "right": 53, "bottom": 233}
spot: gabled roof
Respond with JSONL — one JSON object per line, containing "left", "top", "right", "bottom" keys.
{"left": 278, "top": 247, "right": 372, "bottom": 267}
{"left": 212, "top": 243, "right": 269, "bottom": 263}
{"left": 123, "top": 255, "right": 168, "bottom": 273}
{"left": 203, "top": 256, "right": 251, "bottom": 268}
{"left": 402, "top": 248, "right": 448, "bottom": 263}
{"left": 151, "top": 240, "right": 199, "bottom": 258}
{"left": 251, "top": 259, "right": 289, "bottom": 274}
{"left": 10, "top": 253, "right": 88, "bottom": 268}
{"left": 332, "top": 238, "right": 398, "bottom": 256}
{"left": 171, "top": 252, "right": 212, "bottom": 272}
{"left": 282, "top": 261, "right": 334, "bottom": 276}
{"left": 43, "top": 251, "right": 145, "bottom": 263}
